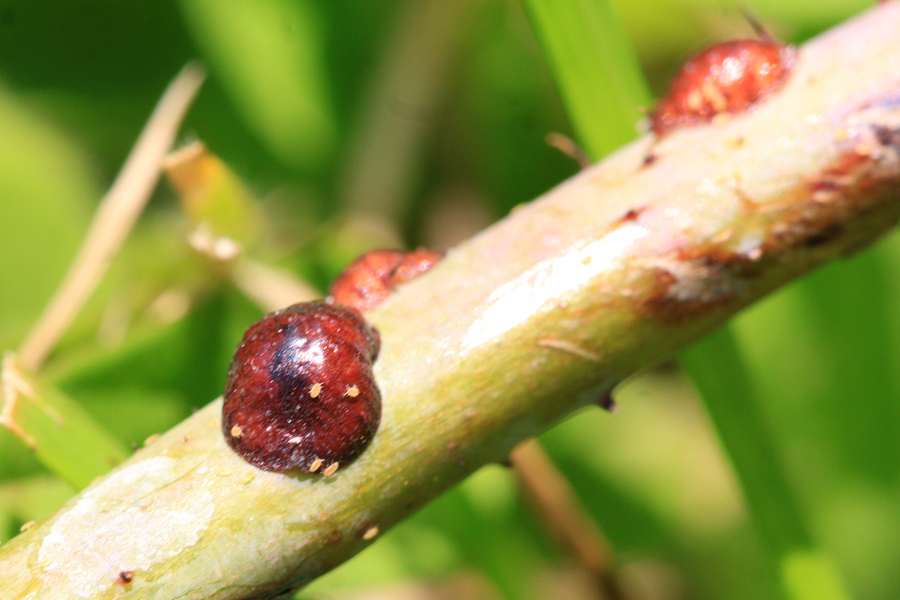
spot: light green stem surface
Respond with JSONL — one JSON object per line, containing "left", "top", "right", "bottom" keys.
{"left": 2, "top": 5, "right": 900, "bottom": 598}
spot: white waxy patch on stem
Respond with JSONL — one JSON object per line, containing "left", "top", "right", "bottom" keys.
{"left": 37, "top": 457, "right": 214, "bottom": 598}
{"left": 463, "top": 225, "right": 648, "bottom": 351}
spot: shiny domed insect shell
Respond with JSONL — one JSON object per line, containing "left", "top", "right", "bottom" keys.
{"left": 651, "top": 39, "right": 795, "bottom": 137}
{"left": 222, "top": 301, "right": 381, "bottom": 473}
{"left": 328, "top": 248, "right": 445, "bottom": 313}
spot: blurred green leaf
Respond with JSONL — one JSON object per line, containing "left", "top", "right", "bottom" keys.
{"left": 461, "top": 4, "right": 580, "bottom": 216}
{"left": 0, "top": 81, "right": 95, "bottom": 350}
{"left": 521, "top": 0, "right": 651, "bottom": 159}
{"left": 51, "top": 291, "right": 257, "bottom": 437}
{"left": 782, "top": 551, "right": 851, "bottom": 600}
{"left": 1, "top": 355, "right": 130, "bottom": 490}
{"left": 177, "top": 0, "right": 337, "bottom": 170}
{"left": 730, "top": 233, "right": 900, "bottom": 599}
{"left": 682, "top": 328, "right": 852, "bottom": 600}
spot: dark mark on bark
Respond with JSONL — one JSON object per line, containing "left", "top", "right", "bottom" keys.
{"left": 619, "top": 207, "right": 647, "bottom": 224}
{"left": 639, "top": 247, "right": 757, "bottom": 324}
{"left": 638, "top": 107, "right": 900, "bottom": 325}
{"left": 597, "top": 390, "right": 617, "bottom": 412}
{"left": 117, "top": 571, "right": 134, "bottom": 584}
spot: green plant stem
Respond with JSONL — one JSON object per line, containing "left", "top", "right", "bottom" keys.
{"left": 521, "top": 0, "right": 651, "bottom": 159}
{"left": 1, "top": 5, "right": 900, "bottom": 598}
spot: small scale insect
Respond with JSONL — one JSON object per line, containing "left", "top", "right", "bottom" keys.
{"left": 117, "top": 571, "right": 135, "bottom": 585}
{"left": 223, "top": 248, "right": 444, "bottom": 474}
{"left": 650, "top": 37, "right": 795, "bottom": 137}
{"left": 328, "top": 248, "right": 445, "bottom": 313}
{"left": 222, "top": 301, "right": 381, "bottom": 474}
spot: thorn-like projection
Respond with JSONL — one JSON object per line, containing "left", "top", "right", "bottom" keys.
{"left": 545, "top": 132, "right": 592, "bottom": 170}
{"left": 597, "top": 390, "right": 617, "bottom": 413}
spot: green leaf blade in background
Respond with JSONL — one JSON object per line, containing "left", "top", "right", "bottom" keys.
{"left": 0, "top": 82, "right": 95, "bottom": 351}
{"left": 1, "top": 356, "right": 130, "bottom": 490}
{"left": 520, "top": 0, "right": 651, "bottom": 159}
{"left": 0, "top": 476, "right": 73, "bottom": 541}
{"left": 681, "top": 330, "right": 852, "bottom": 600}
{"left": 177, "top": 0, "right": 337, "bottom": 171}
{"left": 730, "top": 233, "right": 900, "bottom": 600}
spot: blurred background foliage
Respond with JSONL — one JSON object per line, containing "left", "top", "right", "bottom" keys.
{"left": 0, "top": 0, "right": 896, "bottom": 599}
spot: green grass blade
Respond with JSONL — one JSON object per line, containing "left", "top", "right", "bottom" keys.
{"left": 1, "top": 355, "right": 130, "bottom": 490}
{"left": 682, "top": 327, "right": 852, "bottom": 600}
{"left": 176, "top": 0, "right": 336, "bottom": 170}
{"left": 520, "top": 0, "right": 651, "bottom": 159}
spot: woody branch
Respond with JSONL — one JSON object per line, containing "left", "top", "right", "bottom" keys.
{"left": 1, "top": 4, "right": 900, "bottom": 599}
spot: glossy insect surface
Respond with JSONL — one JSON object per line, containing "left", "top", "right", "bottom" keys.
{"left": 222, "top": 301, "right": 381, "bottom": 474}
{"left": 651, "top": 38, "right": 794, "bottom": 137}
{"left": 328, "top": 248, "right": 445, "bottom": 313}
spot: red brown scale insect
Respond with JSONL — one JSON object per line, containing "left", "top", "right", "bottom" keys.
{"left": 222, "top": 301, "right": 381, "bottom": 474}
{"left": 328, "top": 248, "right": 445, "bottom": 313}
{"left": 650, "top": 38, "right": 795, "bottom": 137}
{"left": 223, "top": 248, "right": 444, "bottom": 474}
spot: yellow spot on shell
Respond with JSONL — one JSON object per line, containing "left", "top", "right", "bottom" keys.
{"left": 686, "top": 89, "right": 704, "bottom": 112}
{"left": 230, "top": 425, "right": 243, "bottom": 438}
{"left": 701, "top": 80, "right": 728, "bottom": 112}
{"left": 322, "top": 462, "right": 340, "bottom": 476}
{"left": 309, "top": 457, "right": 323, "bottom": 473}
{"left": 346, "top": 385, "right": 359, "bottom": 397}
{"left": 310, "top": 383, "right": 322, "bottom": 398}
{"left": 363, "top": 525, "right": 379, "bottom": 540}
